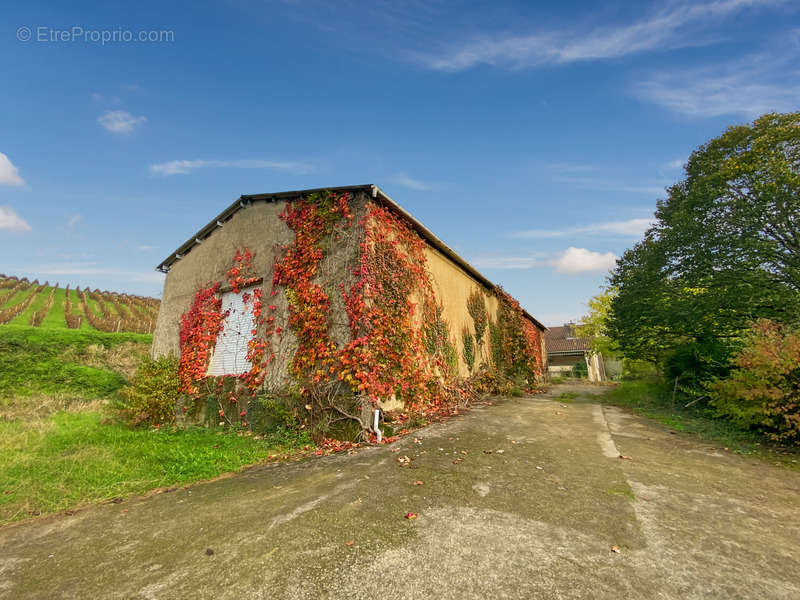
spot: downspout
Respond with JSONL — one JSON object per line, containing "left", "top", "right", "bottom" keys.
{"left": 373, "top": 409, "right": 382, "bottom": 443}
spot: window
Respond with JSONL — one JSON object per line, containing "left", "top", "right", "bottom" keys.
{"left": 207, "top": 286, "right": 257, "bottom": 376}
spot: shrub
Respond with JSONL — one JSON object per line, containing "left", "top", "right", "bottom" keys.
{"left": 707, "top": 320, "right": 800, "bottom": 442}
{"left": 117, "top": 355, "right": 181, "bottom": 426}
{"left": 573, "top": 360, "right": 588, "bottom": 379}
{"left": 662, "top": 337, "right": 731, "bottom": 405}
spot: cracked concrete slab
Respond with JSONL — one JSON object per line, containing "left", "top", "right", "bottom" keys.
{"left": 1, "top": 383, "right": 798, "bottom": 599}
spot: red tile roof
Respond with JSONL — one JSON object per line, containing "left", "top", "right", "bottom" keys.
{"left": 545, "top": 325, "right": 591, "bottom": 354}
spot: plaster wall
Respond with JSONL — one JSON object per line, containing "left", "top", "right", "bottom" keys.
{"left": 151, "top": 201, "right": 295, "bottom": 361}
{"left": 423, "top": 246, "right": 502, "bottom": 376}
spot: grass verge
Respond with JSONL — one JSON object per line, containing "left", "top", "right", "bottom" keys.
{"left": 0, "top": 411, "right": 312, "bottom": 525}
{"left": 0, "top": 325, "right": 151, "bottom": 401}
{"left": 601, "top": 380, "right": 799, "bottom": 467}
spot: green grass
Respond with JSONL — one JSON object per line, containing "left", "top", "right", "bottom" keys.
{"left": 85, "top": 294, "right": 105, "bottom": 317}
{"left": 601, "top": 381, "right": 799, "bottom": 464}
{"left": 39, "top": 288, "right": 68, "bottom": 329}
{"left": 0, "top": 412, "right": 312, "bottom": 524}
{"left": 556, "top": 391, "right": 578, "bottom": 402}
{"left": 0, "top": 325, "right": 151, "bottom": 401}
{"left": 8, "top": 287, "right": 47, "bottom": 326}
{"left": 0, "top": 285, "right": 36, "bottom": 310}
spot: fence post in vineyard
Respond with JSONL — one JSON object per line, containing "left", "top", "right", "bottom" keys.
{"left": 116, "top": 319, "right": 121, "bottom": 332}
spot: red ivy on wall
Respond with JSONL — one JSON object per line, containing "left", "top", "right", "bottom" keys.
{"left": 177, "top": 190, "right": 545, "bottom": 431}
{"left": 178, "top": 283, "right": 226, "bottom": 395}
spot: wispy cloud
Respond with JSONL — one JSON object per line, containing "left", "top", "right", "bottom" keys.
{"left": 471, "top": 253, "right": 548, "bottom": 270}
{"left": 137, "top": 245, "right": 155, "bottom": 252}
{"left": 471, "top": 246, "right": 617, "bottom": 274}
{"left": 387, "top": 172, "right": 440, "bottom": 191}
{"left": 0, "top": 206, "right": 31, "bottom": 232}
{"left": 0, "top": 153, "right": 25, "bottom": 186}
{"left": 513, "top": 218, "right": 653, "bottom": 239}
{"left": 66, "top": 214, "right": 82, "bottom": 228}
{"left": 415, "top": 0, "right": 780, "bottom": 71}
{"left": 662, "top": 158, "right": 686, "bottom": 170}
{"left": 149, "top": 158, "right": 314, "bottom": 176}
{"left": 554, "top": 247, "right": 618, "bottom": 273}
{"left": 634, "top": 36, "right": 800, "bottom": 117}
{"left": 98, "top": 110, "right": 147, "bottom": 134}
{"left": 541, "top": 162, "right": 669, "bottom": 198}
{"left": 18, "top": 262, "right": 164, "bottom": 283}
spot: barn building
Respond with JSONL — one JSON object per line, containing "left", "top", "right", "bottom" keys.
{"left": 152, "top": 185, "right": 547, "bottom": 415}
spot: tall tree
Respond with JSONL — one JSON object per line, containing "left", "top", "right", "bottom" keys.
{"left": 608, "top": 112, "right": 800, "bottom": 369}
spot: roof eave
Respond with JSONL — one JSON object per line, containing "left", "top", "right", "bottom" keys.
{"left": 155, "top": 184, "right": 547, "bottom": 331}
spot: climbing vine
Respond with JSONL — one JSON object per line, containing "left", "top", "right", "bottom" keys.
{"left": 176, "top": 190, "right": 545, "bottom": 439}
{"left": 489, "top": 287, "right": 544, "bottom": 388}
{"left": 467, "top": 289, "right": 488, "bottom": 346}
{"left": 461, "top": 326, "right": 475, "bottom": 371}
{"left": 178, "top": 283, "right": 226, "bottom": 395}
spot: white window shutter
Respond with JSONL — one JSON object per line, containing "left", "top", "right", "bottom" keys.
{"left": 207, "top": 286, "right": 257, "bottom": 376}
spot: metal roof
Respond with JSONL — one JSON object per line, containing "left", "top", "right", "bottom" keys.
{"left": 156, "top": 184, "right": 546, "bottom": 331}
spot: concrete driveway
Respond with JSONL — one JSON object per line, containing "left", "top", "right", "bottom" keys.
{"left": 2, "top": 383, "right": 798, "bottom": 599}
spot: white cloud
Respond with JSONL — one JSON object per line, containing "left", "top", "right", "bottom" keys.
{"left": 66, "top": 214, "right": 82, "bottom": 228}
{"left": 0, "top": 206, "right": 32, "bottom": 232}
{"left": 471, "top": 254, "right": 548, "bottom": 270}
{"left": 149, "top": 158, "right": 314, "bottom": 176}
{"left": 415, "top": 0, "right": 781, "bottom": 71}
{"left": 634, "top": 35, "right": 800, "bottom": 117}
{"left": 137, "top": 245, "right": 155, "bottom": 252}
{"left": 554, "top": 247, "right": 618, "bottom": 273}
{"left": 513, "top": 218, "right": 653, "bottom": 239}
{"left": 18, "top": 262, "right": 164, "bottom": 283}
{"left": 387, "top": 173, "right": 439, "bottom": 191}
{"left": 662, "top": 158, "right": 686, "bottom": 170}
{"left": 0, "top": 153, "right": 25, "bottom": 186}
{"left": 98, "top": 110, "right": 147, "bottom": 134}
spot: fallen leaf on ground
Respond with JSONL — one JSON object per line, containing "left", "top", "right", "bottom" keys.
{"left": 611, "top": 545, "right": 621, "bottom": 554}
{"left": 483, "top": 450, "right": 493, "bottom": 454}
{"left": 496, "top": 449, "right": 505, "bottom": 454}
{"left": 345, "top": 540, "right": 354, "bottom": 546}
{"left": 390, "top": 447, "right": 401, "bottom": 453}
{"left": 413, "top": 480, "right": 424, "bottom": 486}
{"left": 205, "top": 548, "right": 215, "bottom": 556}
{"left": 452, "top": 458, "right": 464, "bottom": 464}
{"left": 460, "top": 450, "right": 467, "bottom": 455}
{"left": 404, "top": 512, "right": 418, "bottom": 520}
{"left": 397, "top": 455, "right": 411, "bottom": 466}
{"left": 619, "top": 455, "right": 633, "bottom": 461}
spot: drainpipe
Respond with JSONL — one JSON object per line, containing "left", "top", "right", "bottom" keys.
{"left": 373, "top": 409, "right": 382, "bottom": 443}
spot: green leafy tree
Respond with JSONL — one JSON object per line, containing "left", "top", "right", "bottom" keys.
{"left": 575, "top": 286, "right": 619, "bottom": 356}
{"left": 609, "top": 112, "right": 800, "bottom": 377}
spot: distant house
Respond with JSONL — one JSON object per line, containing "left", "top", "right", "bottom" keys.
{"left": 545, "top": 323, "right": 606, "bottom": 382}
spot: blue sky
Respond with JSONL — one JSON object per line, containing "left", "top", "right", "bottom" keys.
{"left": 1, "top": 0, "right": 798, "bottom": 325}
